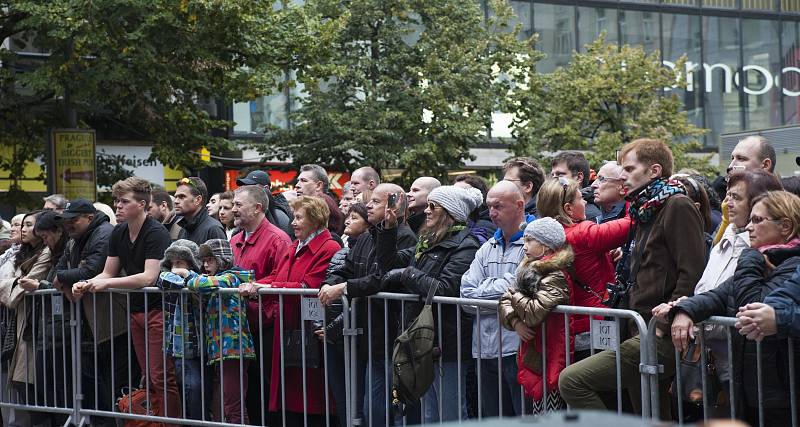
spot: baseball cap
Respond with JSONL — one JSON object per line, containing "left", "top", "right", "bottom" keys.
{"left": 55, "top": 199, "right": 97, "bottom": 220}
{"left": 237, "top": 170, "right": 270, "bottom": 187}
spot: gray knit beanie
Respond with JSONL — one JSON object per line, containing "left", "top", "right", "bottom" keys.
{"left": 523, "top": 217, "right": 566, "bottom": 251}
{"left": 427, "top": 186, "right": 483, "bottom": 224}
{"left": 161, "top": 239, "right": 201, "bottom": 272}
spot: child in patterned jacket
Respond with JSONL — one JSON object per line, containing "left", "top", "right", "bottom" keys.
{"left": 173, "top": 238, "right": 255, "bottom": 424}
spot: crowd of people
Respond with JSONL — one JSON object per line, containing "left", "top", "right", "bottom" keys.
{"left": 0, "top": 137, "right": 799, "bottom": 427}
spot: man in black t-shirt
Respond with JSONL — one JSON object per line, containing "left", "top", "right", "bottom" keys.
{"left": 74, "top": 177, "right": 182, "bottom": 420}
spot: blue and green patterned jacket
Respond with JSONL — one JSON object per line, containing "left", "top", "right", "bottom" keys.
{"left": 185, "top": 268, "right": 256, "bottom": 363}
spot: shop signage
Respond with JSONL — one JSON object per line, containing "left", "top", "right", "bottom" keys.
{"left": 663, "top": 60, "right": 800, "bottom": 96}
{"left": 51, "top": 129, "right": 96, "bottom": 201}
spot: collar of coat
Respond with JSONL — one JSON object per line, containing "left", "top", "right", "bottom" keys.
{"left": 178, "top": 206, "right": 209, "bottom": 230}
{"left": 528, "top": 245, "right": 575, "bottom": 276}
{"left": 291, "top": 228, "right": 333, "bottom": 255}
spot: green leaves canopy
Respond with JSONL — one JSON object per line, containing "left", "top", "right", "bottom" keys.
{"left": 262, "top": 0, "right": 538, "bottom": 184}
{"left": 510, "top": 36, "right": 711, "bottom": 174}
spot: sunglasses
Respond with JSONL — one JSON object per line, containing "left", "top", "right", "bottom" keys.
{"left": 748, "top": 215, "right": 783, "bottom": 225}
{"left": 179, "top": 177, "right": 197, "bottom": 188}
{"left": 557, "top": 176, "right": 570, "bottom": 205}
{"left": 426, "top": 202, "right": 443, "bottom": 211}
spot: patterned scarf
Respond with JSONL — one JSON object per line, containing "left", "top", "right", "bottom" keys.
{"left": 627, "top": 178, "right": 686, "bottom": 224}
{"left": 414, "top": 225, "right": 466, "bottom": 260}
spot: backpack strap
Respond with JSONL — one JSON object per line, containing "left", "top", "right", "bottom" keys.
{"left": 423, "top": 278, "right": 438, "bottom": 306}
{"left": 564, "top": 263, "right": 605, "bottom": 303}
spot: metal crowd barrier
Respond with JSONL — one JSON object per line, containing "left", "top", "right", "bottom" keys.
{"left": 14, "top": 286, "right": 799, "bottom": 426}
{"left": 351, "top": 292, "right": 653, "bottom": 427}
{"left": 646, "top": 316, "right": 800, "bottom": 427}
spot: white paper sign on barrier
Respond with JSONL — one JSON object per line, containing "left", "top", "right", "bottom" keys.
{"left": 302, "top": 297, "right": 324, "bottom": 322}
{"left": 591, "top": 319, "right": 618, "bottom": 351}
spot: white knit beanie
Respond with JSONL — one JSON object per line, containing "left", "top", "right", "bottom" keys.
{"left": 426, "top": 186, "right": 483, "bottom": 224}
{"left": 523, "top": 217, "right": 566, "bottom": 250}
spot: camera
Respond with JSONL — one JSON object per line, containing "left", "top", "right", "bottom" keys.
{"left": 603, "top": 277, "right": 632, "bottom": 308}
{"left": 387, "top": 193, "right": 398, "bottom": 208}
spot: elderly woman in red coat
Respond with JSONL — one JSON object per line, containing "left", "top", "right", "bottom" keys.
{"left": 243, "top": 196, "right": 341, "bottom": 427}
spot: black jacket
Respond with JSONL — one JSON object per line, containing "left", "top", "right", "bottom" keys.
{"left": 407, "top": 211, "right": 425, "bottom": 235}
{"left": 55, "top": 212, "right": 113, "bottom": 286}
{"left": 324, "top": 223, "right": 417, "bottom": 359}
{"left": 672, "top": 247, "right": 800, "bottom": 410}
{"left": 379, "top": 227, "right": 479, "bottom": 361}
{"left": 177, "top": 207, "right": 226, "bottom": 245}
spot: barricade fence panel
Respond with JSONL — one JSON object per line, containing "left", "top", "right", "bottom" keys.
{"left": 648, "top": 315, "right": 800, "bottom": 427}
{"left": 3, "top": 288, "right": 796, "bottom": 427}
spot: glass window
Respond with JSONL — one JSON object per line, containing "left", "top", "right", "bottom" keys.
{"left": 702, "top": 0, "right": 737, "bottom": 9}
{"left": 782, "top": 20, "right": 800, "bottom": 124}
{"left": 663, "top": 13, "right": 706, "bottom": 143}
{"left": 783, "top": 0, "right": 800, "bottom": 13}
{"left": 533, "top": 4, "right": 575, "bottom": 73}
{"left": 233, "top": 90, "right": 288, "bottom": 134}
{"left": 703, "top": 16, "right": 742, "bottom": 143}
{"left": 741, "top": 19, "right": 782, "bottom": 129}
{"left": 578, "top": 7, "right": 618, "bottom": 51}
{"left": 619, "top": 10, "right": 659, "bottom": 52}
{"left": 742, "top": 0, "right": 775, "bottom": 10}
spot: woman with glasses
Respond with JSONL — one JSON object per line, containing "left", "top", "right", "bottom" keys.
{"left": 667, "top": 190, "right": 800, "bottom": 426}
{"left": 654, "top": 169, "right": 783, "bottom": 418}
{"left": 536, "top": 177, "right": 631, "bottom": 360}
{"left": 379, "top": 185, "right": 483, "bottom": 423}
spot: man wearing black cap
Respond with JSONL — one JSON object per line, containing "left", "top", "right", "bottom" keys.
{"left": 54, "top": 199, "right": 132, "bottom": 425}
{"left": 237, "top": 170, "right": 294, "bottom": 238}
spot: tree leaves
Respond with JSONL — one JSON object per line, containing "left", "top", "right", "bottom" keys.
{"left": 510, "top": 35, "right": 713, "bottom": 175}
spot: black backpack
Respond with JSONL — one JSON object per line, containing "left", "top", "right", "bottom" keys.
{"left": 391, "top": 283, "right": 440, "bottom": 406}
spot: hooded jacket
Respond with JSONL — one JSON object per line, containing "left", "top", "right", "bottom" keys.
{"left": 671, "top": 246, "right": 800, "bottom": 410}
{"left": 460, "top": 215, "right": 535, "bottom": 359}
{"left": 499, "top": 246, "right": 573, "bottom": 401}
{"left": 185, "top": 267, "right": 255, "bottom": 363}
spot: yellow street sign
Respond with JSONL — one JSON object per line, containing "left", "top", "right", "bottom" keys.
{"left": 51, "top": 129, "right": 96, "bottom": 201}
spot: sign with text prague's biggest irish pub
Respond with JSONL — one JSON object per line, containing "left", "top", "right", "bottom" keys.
{"left": 50, "top": 129, "right": 96, "bottom": 201}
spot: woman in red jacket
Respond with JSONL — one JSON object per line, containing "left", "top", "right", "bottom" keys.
{"left": 536, "top": 177, "right": 631, "bottom": 360}
{"left": 243, "top": 196, "right": 341, "bottom": 427}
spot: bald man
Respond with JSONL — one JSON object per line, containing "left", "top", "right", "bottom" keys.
{"left": 591, "top": 161, "right": 627, "bottom": 223}
{"left": 319, "top": 183, "right": 417, "bottom": 425}
{"left": 350, "top": 166, "right": 381, "bottom": 197}
{"left": 714, "top": 135, "right": 777, "bottom": 244}
{"left": 407, "top": 176, "right": 442, "bottom": 234}
{"left": 460, "top": 180, "right": 533, "bottom": 417}
{"left": 728, "top": 135, "right": 775, "bottom": 173}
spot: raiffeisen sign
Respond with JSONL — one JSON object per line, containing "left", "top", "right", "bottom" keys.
{"left": 662, "top": 60, "right": 800, "bottom": 96}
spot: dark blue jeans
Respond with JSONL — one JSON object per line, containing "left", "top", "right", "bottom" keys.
{"left": 174, "top": 357, "right": 210, "bottom": 420}
{"left": 477, "top": 355, "right": 522, "bottom": 417}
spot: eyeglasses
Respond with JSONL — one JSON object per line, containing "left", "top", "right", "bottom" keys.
{"left": 426, "top": 202, "right": 442, "bottom": 211}
{"left": 748, "top": 215, "right": 783, "bottom": 225}
{"left": 595, "top": 175, "right": 624, "bottom": 183}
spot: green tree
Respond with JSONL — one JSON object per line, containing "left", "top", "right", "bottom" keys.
{"left": 0, "top": 0, "right": 323, "bottom": 205}
{"left": 261, "top": 0, "right": 539, "bottom": 185}
{"left": 510, "top": 36, "right": 712, "bottom": 174}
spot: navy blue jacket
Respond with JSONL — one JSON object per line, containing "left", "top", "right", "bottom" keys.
{"left": 765, "top": 264, "right": 800, "bottom": 338}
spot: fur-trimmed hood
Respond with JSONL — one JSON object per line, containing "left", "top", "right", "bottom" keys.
{"left": 529, "top": 245, "right": 575, "bottom": 275}
{"left": 516, "top": 245, "right": 574, "bottom": 297}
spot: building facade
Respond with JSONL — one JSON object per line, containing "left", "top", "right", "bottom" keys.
{"left": 231, "top": 0, "right": 800, "bottom": 152}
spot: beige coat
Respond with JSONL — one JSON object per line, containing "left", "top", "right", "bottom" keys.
{"left": 0, "top": 247, "right": 51, "bottom": 384}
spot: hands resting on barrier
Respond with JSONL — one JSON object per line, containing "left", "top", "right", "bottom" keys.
{"left": 736, "top": 302, "right": 778, "bottom": 341}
